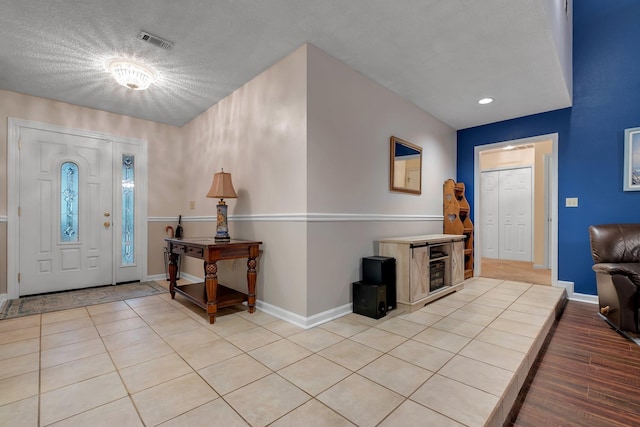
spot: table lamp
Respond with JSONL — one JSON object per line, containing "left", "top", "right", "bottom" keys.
{"left": 206, "top": 169, "right": 238, "bottom": 242}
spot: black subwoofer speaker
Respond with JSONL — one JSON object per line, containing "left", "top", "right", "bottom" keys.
{"left": 362, "top": 256, "right": 396, "bottom": 310}
{"left": 352, "top": 281, "right": 387, "bottom": 319}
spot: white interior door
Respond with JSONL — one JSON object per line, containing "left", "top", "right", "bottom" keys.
{"left": 480, "top": 171, "right": 500, "bottom": 259}
{"left": 480, "top": 167, "right": 532, "bottom": 263}
{"left": 19, "top": 128, "right": 113, "bottom": 295}
{"left": 499, "top": 168, "right": 532, "bottom": 262}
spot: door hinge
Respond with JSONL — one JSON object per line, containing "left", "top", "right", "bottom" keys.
{"left": 18, "top": 206, "right": 21, "bottom": 216}
{"left": 18, "top": 137, "right": 22, "bottom": 150}
{"left": 17, "top": 273, "right": 20, "bottom": 283}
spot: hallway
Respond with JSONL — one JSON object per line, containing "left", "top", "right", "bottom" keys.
{"left": 481, "top": 258, "right": 551, "bottom": 286}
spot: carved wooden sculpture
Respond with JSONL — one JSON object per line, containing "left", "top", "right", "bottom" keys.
{"left": 443, "top": 179, "right": 474, "bottom": 279}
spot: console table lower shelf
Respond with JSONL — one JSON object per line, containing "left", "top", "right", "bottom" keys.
{"left": 172, "top": 282, "right": 249, "bottom": 314}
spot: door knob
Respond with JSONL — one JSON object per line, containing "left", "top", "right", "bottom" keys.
{"left": 104, "top": 212, "right": 111, "bottom": 217}
{"left": 104, "top": 221, "right": 111, "bottom": 228}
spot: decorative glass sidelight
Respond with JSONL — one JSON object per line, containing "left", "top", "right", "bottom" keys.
{"left": 60, "top": 162, "right": 79, "bottom": 242}
{"left": 122, "top": 154, "right": 135, "bottom": 265}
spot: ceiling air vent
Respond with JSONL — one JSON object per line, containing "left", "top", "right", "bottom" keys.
{"left": 136, "top": 31, "right": 174, "bottom": 50}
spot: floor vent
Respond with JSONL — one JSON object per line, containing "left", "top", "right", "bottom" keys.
{"left": 136, "top": 31, "right": 174, "bottom": 50}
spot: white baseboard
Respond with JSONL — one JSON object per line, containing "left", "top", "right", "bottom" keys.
{"left": 256, "top": 300, "right": 353, "bottom": 329}
{"left": 556, "top": 280, "right": 598, "bottom": 304}
{"left": 147, "top": 274, "right": 352, "bottom": 327}
{"left": 556, "top": 280, "right": 574, "bottom": 295}
{"left": 146, "top": 273, "right": 201, "bottom": 283}
{"left": 179, "top": 273, "right": 202, "bottom": 283}
{"left": 569, "top": 293, "right": 598, "bottom": 304}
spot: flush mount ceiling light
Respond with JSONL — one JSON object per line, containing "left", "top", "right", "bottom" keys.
{"left": 108, "top": 59, "right": 157, "bottom": 90}
{"left": 478, "top": 97, "right": 494, "bottom": 105}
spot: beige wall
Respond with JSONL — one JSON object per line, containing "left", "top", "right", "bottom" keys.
{"left": 307, "top": 45, "right": 456, "bottom": 216}
{"left": 0, "top": 89, "right": 183, "bottom": 293}
{"left": 179, "top": 45, "right": 309, "bottom": 315}
{"left": 480, "top": 146, "right": 535, "bottom": 170}
{"left": 0, "top": 224, "right": 6, "bottom": 294}
{"left": 176, "top": 44, "right": 456, "bottom": 318}
{"left": 534, "top": 140, "right": 553, "bottom": 266}
{"left": 306, "top": 45, "right": 456, "bottom": 315}
{"left": 181, "top": 45, "right": 308, "bottom": 216}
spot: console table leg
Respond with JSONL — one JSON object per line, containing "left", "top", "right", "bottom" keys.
{"left": 247, "top": 246, "right": 259, "bottom": 314}
{"left": 204, "top": 261, "right": 218, "bottom": 324}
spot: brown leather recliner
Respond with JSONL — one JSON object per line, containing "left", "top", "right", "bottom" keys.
{"left": 589, "top": 224, "right": 640, "bottom": 333}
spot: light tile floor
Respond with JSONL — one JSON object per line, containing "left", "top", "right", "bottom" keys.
{"left": 0, "top": 277, "right": 566, "bottom": 426}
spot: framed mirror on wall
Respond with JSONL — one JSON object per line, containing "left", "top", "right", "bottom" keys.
{"left": 390, "top": 136, "right": 422, "bottom": 194}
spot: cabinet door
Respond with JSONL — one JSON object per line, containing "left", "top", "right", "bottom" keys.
{"left": 410, "top": 246, "right": 430, "bottom": 301}
{"left": 451, "top": 241, "right": 465, "bottom": 285}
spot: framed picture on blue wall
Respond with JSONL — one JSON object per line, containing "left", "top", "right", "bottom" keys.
{"left": 624, "top": 127, "right": 640, "bottom": 191}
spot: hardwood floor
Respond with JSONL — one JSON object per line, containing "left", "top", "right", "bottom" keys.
{"left": 481, "top": 258, "right": 551, "bottom": 286}
{"left": 507, "top": 300, "right": 640, "bottom": 426}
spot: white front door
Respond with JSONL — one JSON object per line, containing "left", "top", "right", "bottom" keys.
{"left": 19, "top": 128, "right": 114, "bottom": 295}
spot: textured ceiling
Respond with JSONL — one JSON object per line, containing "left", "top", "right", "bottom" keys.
{"left": 0, "top": 0, "right": 572, "bottom": 129}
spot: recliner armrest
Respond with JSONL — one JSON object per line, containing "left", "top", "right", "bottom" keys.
{"left": 592, "top": 262, "right": 640, "bottom": 288}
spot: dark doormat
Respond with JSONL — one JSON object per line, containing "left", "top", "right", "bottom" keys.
{"left": 0, "top": 281, "right": 168, "bottom": 320}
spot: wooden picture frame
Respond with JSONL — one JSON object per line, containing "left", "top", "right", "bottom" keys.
{"left": 390, "top": 136, "right": 422, "bottom": 194}
{"left": 623, "top": 127, "right": 640, "bottom": 191}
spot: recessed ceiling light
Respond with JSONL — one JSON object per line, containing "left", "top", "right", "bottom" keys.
{"left": 478, "top": 97, "right": 494, "bottom": 105}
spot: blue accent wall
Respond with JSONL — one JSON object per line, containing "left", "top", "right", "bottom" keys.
{"left": 457, "top": 0, "right": 640, "bottom": 295}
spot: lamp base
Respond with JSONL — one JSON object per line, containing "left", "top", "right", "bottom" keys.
{"left": 215, "top": 202, "right": 231, "bottom": 242}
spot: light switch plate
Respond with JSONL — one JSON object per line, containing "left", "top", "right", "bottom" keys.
{"left": 565, "top": 197, "right": 578, "bottom": 207}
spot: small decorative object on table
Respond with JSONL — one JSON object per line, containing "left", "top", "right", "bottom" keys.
{"left": 175, "top": 215, "right": 183, "bottom": 238}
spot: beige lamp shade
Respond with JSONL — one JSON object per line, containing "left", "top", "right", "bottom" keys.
{"left": 206, "top": 169, "right": 238, "bottom": 200}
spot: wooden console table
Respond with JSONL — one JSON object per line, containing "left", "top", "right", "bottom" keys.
{"left": 165, "top": 237, "right": 262, "bottom": 324}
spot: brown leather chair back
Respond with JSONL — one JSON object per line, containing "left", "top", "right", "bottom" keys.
{"left": 589, "top": 224, "right": 640, "bottom": 264}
